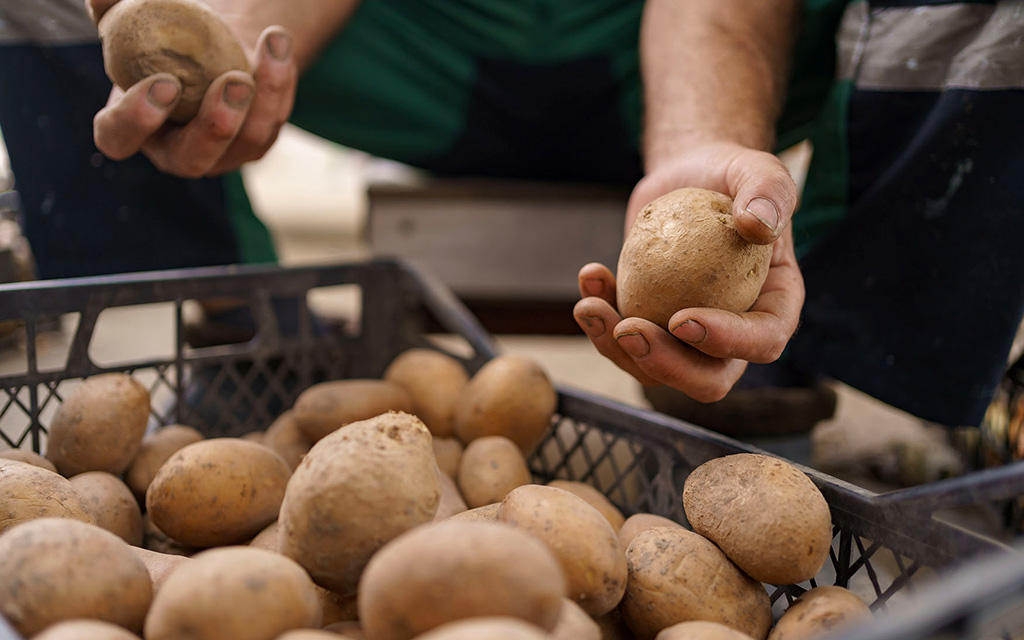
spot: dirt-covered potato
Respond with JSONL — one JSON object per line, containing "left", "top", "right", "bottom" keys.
{"left": 767, "top": 586, "right": 872, "bottom": 640}
{"left": 130, "top": 546, "right": 190, "bottom": 595}
{"left": 683, "top": 453, "right": 832, "bottom": 585}
{"left": 658, "top": 621, "right": 757, "bottom": 640}
{"left": 452, "top": 355, "right": 557, "bottom": 454}
{"left": 0, "top": 518, "right": 152, "bottom": 637}
{"left": 443, "top": 502, "right": 501, "bottom": 524}
{"left": 32, "top": 619, "right": 142, "bottom": 640}
{"left": 384, "top": 348, "right": 469, "bottom": 438}
{"left": 413, "top": 618, "right": 550, "bottom": 640}
{"left": 621, "top": 527, "right": 772, "bottom": 640}
{"left": 124, "top": 424, "right": 204, "bottom": 501}
{"left": 264, "top": 410, "right": 313, "bottom": 470}
{"left": 547, "top": 479, "right": 625, "bottom": 532}
{"left": 618, "top": 512, "right": 684, "bottom": 554}
{"left": 432, "top": 436, "right": 464, "bottom": 478}
{"left": 499, "top": 484, "right": 626, "bottom": 618}
{"left": 278, "top": 411, "right": 440, "bottom": 596}
{"left": 69, "top": 471, "right": 144, "bottom": 545}
{"left": 616, "top": 188, "right": 772, "bottom": 328}
{"left": 550, "top": 598, "right": 601, "bottom": 640}
{"left": 97, "top": 0, "right": 251, "bottom": 122}
{"left": 144, "top": 546, "right": 322, "bottom": 640}
{"left": 433, "top": 467, "right": 469, "bottom": 521}
{"left": 458, "top": 435, "right": 532, "bottom": 508}
{"left": 0, "top": 448, "right": 57, "bottom": 472}
{"left": 146, "top": 438, "right": 291, "bottom": 548}
{"left": 45, "top": 373, "right": 150, "bottom": 477}
{"left": 0, "top": 458, "right": 94, "bottom": 533}
{"left": 358, "top": 521, "right": 566, "bottom": 640}
{"left": 292, "top": 379, "right": 415, "bottom": 442}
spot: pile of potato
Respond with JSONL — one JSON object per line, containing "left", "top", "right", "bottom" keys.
{"left": 0, "top": 349, "right": 873, "bottom": 640}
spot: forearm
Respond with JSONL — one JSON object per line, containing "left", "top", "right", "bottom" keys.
{"left": 640, "top": 0, "right": 801, "bottom": 170}
{"left": 207, "top": 0, "right": 363, "bottom": 71}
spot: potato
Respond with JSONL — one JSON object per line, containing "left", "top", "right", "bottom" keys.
{"left": 98, "top": 0, "right": 251, "bottom": 123}
{"left": 278, "top": 631, "right": 349, "bottom": 640}
{"left": 146, "top": 438, "right": 291, "bottom": 548}
{"left": 384, "top": 348, "right": 469, "bottom": 437}
{"left": 278, "top": 411, "right": 440, "bottom": 595}
{"left": 443, "top": 502, "right": 501, "bottom": 524}
{"left": 292, "top": 379, "right": 415, "bottom": 442}
{"left": 767, "top": 586, "right": 872, "bottom": 640}
{"left": 32, "top": 620, "right": 142, "bottom": 640}
{"left": 658, "top": 621, "right": 757, "bottom": 640}
{"left": 241, "top": 430, "right": 266, "bottom": 443}
{"left": 264, "top": 410, "right": 313, "bottom": 470}
{"left": 458, "top": 435, "right": 532, "bottom": 508}
{"left": 144, "top": 546, "right": 322, "bottom": 640}
{"left": 124, "top": 424, "right": 203, "bottom": 501}
{"left": 0, "top": 458, "right": 94, "bottom": 533}
{"left": 249, "top": 519, "right": 280, "bottom": 550}
{"left": 142, "top": 513, "right": 195, "bottom": 556}
{"left": 46, "top": 373, "right": 150, "bottom": 477}
{"left": 433, "top": 466, "right": 469, "bottom": 521}
{"left": 547, "top": 479, "right": 625, "bottom": 532}
{"left": 498, "top": 484, "right": 626, "bottom": 618}
{"left": 359, "top": 521, "right": 565, "bottom": 640}
{"left": 452, "top": 355, "right": 557, "bottom": 454}
{"left": 550, "top": 598, "right": 601, "bottom": 640}
{"left": 69, "top": 471, "right": 144, "bottom": 545}
{"left": 322, "top": 621, "right": 366, "bottom": 639}
{"left": 618, "top": 513, "right": 683, "bottom": 554}
{"left": 0, "top": 448, "right": 57, "bottom": 472}
{"left": 683, "top": 453, "right": 832, "bottom": 585}
{"left": 596, "top": 609, "right": 634, "bottom": 640}
{"left": 621, "top": 527, "right": 772, "bottom": 640}
{"left": 413, "top": 618, "right": 549, "bottom": 640}
{"left": 130, "top": 546, "right": 190, "bottom": 595}
{"left": 432, "top": 436, "right": 464, "bottom": 478}
{"left": 0, "top": 518, "right": 152, "bottom": 637}
{"left": 616, "top": 188, "right": 772, "bottom": 328}
{"left": 317, "top": 587, "right": 358, "bottom": 626}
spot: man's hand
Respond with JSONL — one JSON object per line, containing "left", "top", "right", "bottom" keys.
{"left": 87, "top": 0, "right": 297, "bottom": 177}
{"left": 573, "top": 142, "right": 805, "bottom": 401}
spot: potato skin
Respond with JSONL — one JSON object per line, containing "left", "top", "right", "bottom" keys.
{"left": 384, "top": 348, "right": 469, "bottom": 437}
{"left": 683, "top": 453, "right": 833, "bottom": 585}
{"left": 69, "top": 471, "right": 144, "bottom": 546}
{"left": 278, "top": 411, "right": 440, "bottom": 596}
{"left": 618, "top": 513, "right": 683, "bottom": 555}
{"left": 32, "top": 619, "right": 142, "bottom": 640}
{"left": 432, "top": 467, "right": 469, "bottom": 522}
{"left": 458, "top": 435, "right": 532, "bottom": 508}
{"left": 358, "top": 521, "right": 566, "bottom": 640}
{"left": 130, "top": 546, "right": 190, "bottom": 595}
{"left": 46, "top": 373, "right": 150, "bottom": 477}
{"left": 124, "top": 424, "right": 204, "bottom": 501}
{"left": 443, "top": 502, "right": 501, "bottom": 524}
{"left": 0, "top": 459, "right": 94, "bottom": 533}
{"left": 0, "top": 518, "right": 152, "bottom": 637}
{"left": 550, "top": 598, "right": 601, "bottom": 640}
{"left": 548, "top": 479, "right": 625, "bottom": 532}
{"left": 264, "top": 410, "right": 313, "bottom": 470}
{"left": 146, "top": 438, "right": 291, "bottom": 548}
{"left": 413, "top": 618, "right": 550, "bottom": 640}
{"left": 432, "top": 436, "right": 464, "bottom": 478}
{"left": 0, "top": 448, "right": 57, "bottom": 473}
{"left": 767, "top": 586, "right": 872, "bottom": 640}
{"left": 657, "top": 621, "right": 757, "bottom": 640}
{"left": 98, "top": 0, "right": 251, "bottom": 122}
{"left": 622, "top": 527, "right": 772, "bottom": 640}
{"left": 616, "top": 188, "right": 772, "bottom": 328}
{"left": 499, "top": 484, "right": 627, "bottom": 618}
{"left": 292, "top": 379, "right": 415, "bottom": 442}
{"left": 144, "top": 546, "right": 322, "bottom": 640}
{"left": 452, "top": 355, "right": 557, "bottom": 454}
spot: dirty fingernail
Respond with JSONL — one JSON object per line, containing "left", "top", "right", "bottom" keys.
{"left": 582, "top": 278, "right": 604, "bottom": 297}
{"left": 578, "top": 315, "right": 606, "bottom": 338}
{"left": 267, "top": 32, "right": 292, "bottom": 61}
{"left": 671, "top": 319, "right": 707, "bottom": 344}
{"left": 746, "top": 197, "right": 780, "bottom": 233}
{"left": 616, "top": 332, "right": 650, "bottom": 358}
{"left": 223, "top": 81, "right": 254, "bottom": 110}
{"left": 148, "top": 79, "right": 180, "bottom": 109}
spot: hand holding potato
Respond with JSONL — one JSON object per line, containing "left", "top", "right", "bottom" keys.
{"left": 87, "top": 0, "right": 297, "bottom": 177}
{"left": 574, "top": 141, "right": 804, "bottom": 402}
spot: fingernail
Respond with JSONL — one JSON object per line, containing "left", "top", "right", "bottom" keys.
{"left": 670, "top": 319, "right": 707, "bottom": 344}
{"left": 266, "top": 32, "right": 292, "bottom": 61}
{"left": 616, "top": 332, "right": 650, "bottom": 358}
{"left": 746, "top": 198, "right": 780, "bottom": 233}
{"left": 223, "top": 81, "right": 254, "bottom": 110}
{"left": 582, "top": 278, "right": 604, "bottom": 298}
{"left": 578, "top": 316, "right": 606, "bottom": 338}
{"left": 147, "top": 79, "right": 180, "bottom": 109}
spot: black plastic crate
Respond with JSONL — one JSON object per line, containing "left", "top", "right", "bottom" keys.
{"left": 1, "top": 258, "right": 1022, "bottom": 639}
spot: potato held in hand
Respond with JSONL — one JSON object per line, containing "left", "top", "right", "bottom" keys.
{"left": 98, "top": 0, "right": 251, "bottom": 122}
{"left": 616, "top": 188, "right": 772, "bottom": 328}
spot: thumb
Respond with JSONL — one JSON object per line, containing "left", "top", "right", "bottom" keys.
{"left": 727, "top": 150, "right": 799, "bottom": 245}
